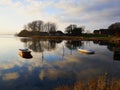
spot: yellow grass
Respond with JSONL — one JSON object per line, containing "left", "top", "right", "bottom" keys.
{"left": 54, "top": 74, "right": 120, "bottom": 90}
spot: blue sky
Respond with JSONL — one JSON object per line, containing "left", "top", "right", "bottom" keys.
{"left": 0, "top": 0, "right": 120, "bottom": 34}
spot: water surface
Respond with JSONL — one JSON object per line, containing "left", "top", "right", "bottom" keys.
{"left": 0, "top": 35, "right": 120, "bottom": 90}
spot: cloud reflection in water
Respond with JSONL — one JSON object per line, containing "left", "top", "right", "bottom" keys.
{"left": 0, "top": 37, "right": 120, "bottom": 90}
{"left": 2, "top": 72, "right": 19, "bottom": 81}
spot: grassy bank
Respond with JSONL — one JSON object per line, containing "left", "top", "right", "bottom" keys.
{"left": 82, "top": 34, "right": 109, "bottom": 40}
{"left": 54, "top": 74, "right": 120, "bottom": 90}
{"left": 18, "top": 33, "right": 120, "bottom": 42}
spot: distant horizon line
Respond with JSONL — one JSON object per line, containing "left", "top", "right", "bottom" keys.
{"left": 0, "top": 33, "right": 15, "bottom": 35}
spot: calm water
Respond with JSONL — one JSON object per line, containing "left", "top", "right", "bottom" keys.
{"left": 0, "top": 35, "right": 120, "bottom": 90}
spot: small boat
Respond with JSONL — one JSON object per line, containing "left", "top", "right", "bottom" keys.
{"left": 19, "top": 49, "right": 32, "bottom": 59}
{"left": 78, "top": 48, "right": 95, "bottom": 54}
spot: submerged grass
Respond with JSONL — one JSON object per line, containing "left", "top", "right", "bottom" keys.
{"left": 54, "top": 74, "right": 120, "bottom": 90}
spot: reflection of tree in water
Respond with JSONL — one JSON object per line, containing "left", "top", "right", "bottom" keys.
{"left": 55, "top": 40, "right": 62, "bottom": 44}
{"left": 93, "top": 40, "right": 109, "bottom": 46}
{"left": 65, "top": 40, "right": 82, "bottom": 50}
{"left": 93, "top": 40, "right": 120, "bottom": 61}
{"left": 20, "top": 38, "right": 62, "bottom": 52}
{"left": 107, "top": 43, "right": 120, "bottom": 61}
{"left": 114, "top": 51, "right": 120, "bottom": 61}
{"left": 29, "top": 39, "right": 43, "bottom": 52}
{"left": 93, "top": 40, "right": 120, "bottom": 51}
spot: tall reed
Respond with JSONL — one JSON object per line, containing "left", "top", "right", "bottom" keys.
{"left": 54, "top": 74, "right": 120, "bottom": 90}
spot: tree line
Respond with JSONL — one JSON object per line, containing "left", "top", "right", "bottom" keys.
{"left": 24, "top": 20, "right": 57, "bottom": 33}
{"left": 17, "top": 19, "right": 120, "bottom": 37}
{"left": 17, "top": 20, "right": 84, "bottom": 37}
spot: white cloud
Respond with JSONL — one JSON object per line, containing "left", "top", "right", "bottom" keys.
{"left": 0, "top": 0, "right": 120, "bottom": 33}
{"left": 0, "top": 0, "right": 12, "bottom": 5}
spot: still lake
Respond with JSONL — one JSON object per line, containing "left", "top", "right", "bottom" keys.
{"left": 0, "top": 35, "right": 120, "bottom": 90}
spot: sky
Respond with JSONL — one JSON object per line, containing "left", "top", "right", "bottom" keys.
{"left": 0, "top": 0, "right": 120, "bottom": 34}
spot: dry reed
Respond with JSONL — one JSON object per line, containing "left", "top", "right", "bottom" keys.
{"left": 54, "top": 74, "right": 120, "bottom": 90}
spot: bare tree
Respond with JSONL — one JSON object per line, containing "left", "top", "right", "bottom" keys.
{"left": 65, "top": 24, "right": 84, "bottom": 36}
{"left": 43, "top": 22, "right": 57, "bottom": 33}
{"left": 49, "top": 23, "right": 57, "bottom": 33}
{"left": 23, "top": 20, "right": 57, "bottom": 33}
{"left": 27, "top": 21, "right": 37, "bottom": 31}
{"left": 23, "top": 25, "right": 28, "bottom": 30}
{"left": 65, "top": 24, "right": 77, "bottom": 35}
{"left": 36, "top": 20, "right": 44, "bottom": 32}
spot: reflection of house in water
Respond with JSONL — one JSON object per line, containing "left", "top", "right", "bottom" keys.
{"left": 93, "top": 40, "right": 109, "bottom": 46}
{"left": 93, "top": 40, "right": 120, "bottom": 61}
{"left": 111, "top": 46, "right": 120, "bottom": 61}
{"left": 114, "top": 51, "right": 120, "bottom": 61}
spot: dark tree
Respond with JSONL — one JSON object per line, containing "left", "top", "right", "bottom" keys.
{"left": 65, "top": 24, "right": 77, "bottom": 35}
{"left": 36, "top": 20, "right": 44, "bottom": 32}
{"left": 27, "top": 21, "right": 37, "bottom": 31}
{"left": 23, "top": 20, "right": 57, "bottom": 33}
{"left": 65, "top": 24, "right": 84, "bottom": 36}
{"left": 108, "top": 22, "right": 120, "bottom": 36}
{"left": 49, "top": 23, "right": 57, "bottom": 34}
{"left": 44, "top": 22, "right": 50, "bottom": 32}
{"left": 44, "top": 22, "right": 57, "bottom": 34}
{"left": 23, "top": 20, "right": 42, "bottom": 32}
{"left": 71, "top": 27, "right": 83, "bottom": 36}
